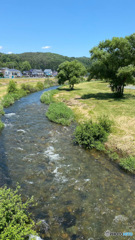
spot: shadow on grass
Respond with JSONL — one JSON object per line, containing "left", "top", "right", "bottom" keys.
{"left": 58, "top": 87, "right": 82, "bottom": 91}
{"left": 81, "top": 92, "right": 135, "bottom": 101}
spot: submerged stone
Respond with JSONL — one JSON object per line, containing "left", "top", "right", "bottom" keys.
{"left": 62, "top": 212, "right": 76, "bottom": 228}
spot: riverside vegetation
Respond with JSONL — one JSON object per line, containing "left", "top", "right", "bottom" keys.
{"left": 41, "top": 80, "right": 135, "bottom": 174}
{"left": 0, "top": 78, "right": 57, "bottom": 131}
{"left": 0, "top": 78, "right": 58, "bottom": 239}
{"left": 0, "top": 185, "right": 37, "bottom": 240}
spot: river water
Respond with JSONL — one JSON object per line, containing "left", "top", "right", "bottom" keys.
{"left": 0, "top": 87, "right": 135, "bottom": 240}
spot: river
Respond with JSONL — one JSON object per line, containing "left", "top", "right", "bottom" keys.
{"left": 0, "top": 86, "right": 135, "bottom": 240}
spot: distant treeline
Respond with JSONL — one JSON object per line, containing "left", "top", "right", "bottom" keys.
{"left": 0, "top": 52, "right": 90, "bottom": 71}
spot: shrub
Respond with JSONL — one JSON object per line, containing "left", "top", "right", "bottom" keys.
{"left": 2, "top": 94, "right": 15, "bottom": 107}
{"left": 8, "top": 80, "right": 17, "bottom": 93}
{"left": 120, "top": 156, "right": 135, "bottom": 173}
{"left": 74, "top": 120, "right": 109, "bottom": 150}
{"left": 0, "top": 185, "right": 37, "bottom": 240}
{"left": 0, "top": 105, "right": 4, "bottom": 115}
{"left": 46, "top": 102, "right": 74, "bottom": 125}
{"left": 40, "top": 89, "right": 58, "bottom": 104}
{"left": 21, "top": 84, "right": 37, "bottom": 93}
{"left": 10, "top": 89, "right": 27, "bottom": 100}
{"left": 0, "top": 120, "right": 4, "bottom": 131}
{"left": 44, "top": 79, "right": 56, "bottom": 88}
{"left": 36, "top": 82, "right": 44, "bottom": 91}
{"left": 98, "top": 115, "right": 113, "bottom": 133}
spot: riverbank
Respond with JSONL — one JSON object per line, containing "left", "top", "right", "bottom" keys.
{"left": 0, "top": 78, "right": 57, "bottom": 131}
{"left": 52, "top": 81, "right": 135, "bottom": 170}
{"left": 0, "top": 77, "right": 57, "bottom": 99}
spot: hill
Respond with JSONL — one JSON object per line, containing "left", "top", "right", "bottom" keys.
{"left": 0, "top": 52, "right": 90, "bottom": 71}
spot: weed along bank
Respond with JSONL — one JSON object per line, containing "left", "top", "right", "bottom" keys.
{"left": 0, "top": 85, "right": 135, "bottom": 239}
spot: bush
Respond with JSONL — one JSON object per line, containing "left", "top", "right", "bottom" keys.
{"left": 44, "top": 79, "right": 56, "bottom": 88}
{"left": 21, "top": 84, "right": 37, "bottom": 93}
{"left": 36, "top": 82, "right": 44, "bottom": 91}
{"left": 8, "top": 80, "right": 17, "bottom": 93}
{"left": 0, "top": 120, "right": 4, "bottom": 131}
{"left": 0, "top": 105, "right": 4, "bottom": 115}
{"left": 120, "top": 156, "right": 135, "bottom": 173}
{"left": 46, "top": 102, "right": 74, "bottom": 125}
{"left": 2, "top": 94, "right": 15, "bottom": 107}
{"left": 74, "top": 120, "right": 109, "bottom": 150}
{"left": 40, "top": 89, "right": 58, "bottom": 104}
{"left": 98, "top": 115, "right": 113, "bottom": 133}
{"left": 0, "top": 185, "right": 37, "bottom": 240}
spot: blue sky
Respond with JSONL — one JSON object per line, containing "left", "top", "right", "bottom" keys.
{"left": 0, "top": 0, "right": 135, "bottom": 57}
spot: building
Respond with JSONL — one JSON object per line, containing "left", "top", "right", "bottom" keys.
{"left": 29, "top": 69, "right": 44, "bottom": 77}
{"left": 0, "top": 68, "right": 22, "bottom": 78}
{"left": 22, "top": 71, "right": 30, "bottom": 77}
{"left": 44, "top": 69, "right": 52, "bottom": 77}
{"left": 52, "top": 71, "right": 58, "bottom": 77}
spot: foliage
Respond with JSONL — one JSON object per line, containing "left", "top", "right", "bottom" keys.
{"left": 46, "top": 102, "right": 74, "bottom": 125}
{"left": 88, "top": 33, "right": 135, "bottom": 96}
{"left": 21, "top": 61, "right": 31, "bottom": 71}
{"left": 40, "top": 89, "right": 58, "bottom": 104}
{"left": 0, "top": 185, "right": 37, "bottom": 240}
{"left": 57, "top": 60, "right": 86, "bottom": 89}
{"left": 0, "top": 104, "right": 4, "bottom": 115}
{"left": 98, "top": 115, "right": 113, "bottom": 133}
{"left": 8, "top": 80, "right": 17, "bottom": 93}
{"left": 0, "top": 72, "right": 4, "bottom": 78}
{"left": 0, "top": 52, "right": 90, "bottom": 71}
{"left": 74, "top": 118, "right": 112, "bottom": 150}
{"left": 0, "top": 120, "right": 4, "bottom": 131}
{"left": 10, "top": 89, "right": 28, "bottom": 100}
{"left": 120, "top": 156, "right": 135, "bottom": 173}
{"left": 21, "top": 84, "right": 37, "bottom": 93}
{"left": 36, "top": 82, "right": 44, "bottom": 91}
{"left": 44, "top": 78, "right": 58, "bottom": 88}
{"left": 2, "top": 94, "right": 15, "bottom": 107}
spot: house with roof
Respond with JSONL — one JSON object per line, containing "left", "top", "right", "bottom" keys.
{"left": 0, "top": 68, "right": 22, "bottom": 78}
{"left": 44, "top": 69, "right": 52, "bottom": 77}
{"left": 29, "top": 69, "right": 44, "bottom": 77}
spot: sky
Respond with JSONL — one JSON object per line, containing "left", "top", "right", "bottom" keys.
{"left": 0, "top": 0, "right": 135, "bottom": 57}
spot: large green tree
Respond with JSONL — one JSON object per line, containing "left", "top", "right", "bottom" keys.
{"left": 21, "top": 61, "right": 31, "bottom": 71}
{"left": 88, "top": 33, "right": 135, "bottom": 96}
{"left": 57, "top": 60, "right": 86, "bottom": 89}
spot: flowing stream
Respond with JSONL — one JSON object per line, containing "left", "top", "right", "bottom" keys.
{"left": 0, "top": 86, "right": 135, "bottom": 240}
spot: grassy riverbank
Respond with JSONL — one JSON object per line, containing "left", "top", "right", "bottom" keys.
{"left": 0, "top": 77, "right": 57, "bottom": 99}
{"left": 52, "top": 81, "right": 135, "bottom": 171}
{"left": 0, "top": 78, "right": 57, "bottom": 131}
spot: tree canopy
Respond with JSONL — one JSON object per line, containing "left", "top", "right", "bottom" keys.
{"left": 57, "top": 60, "right": 86, "bottom": 89}
{"left": 21, "top": 61, "right": 31, "bottom": 71}
{"left": 88, "top": 33, "right": 135, "bottom": 96}
{"left": 0, "top": 52, "right": 90, "bottom": 71}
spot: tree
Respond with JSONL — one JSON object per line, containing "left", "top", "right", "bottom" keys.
{"left": 21, "top": 61, "right": 31, "bottom": 71}
{"left": 0, "top": 72, "right": 4, "bottom": 78}
{"left": 57, "top": 60, "right": 86, "bottom": 89}
{"left": 88, "top": 33, "right": 135, "bottom": 96}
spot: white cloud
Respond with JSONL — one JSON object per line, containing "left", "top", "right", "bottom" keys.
{"left": 42, "top": 46, "right": 51, "bottom": 49}
{"left": 8, "top": 52, "right": 13, "bottom": 54}
{"left": 0, "top": 46, "right": 3, "bottom": 50}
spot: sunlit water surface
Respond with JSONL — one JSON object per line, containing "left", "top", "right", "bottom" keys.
{"left": 0, "top": 87, "right": 135, "bottom": 240}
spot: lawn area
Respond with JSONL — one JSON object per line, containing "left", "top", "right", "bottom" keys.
{"left": 54, "top": 81, "right": 135, "bottom": 156}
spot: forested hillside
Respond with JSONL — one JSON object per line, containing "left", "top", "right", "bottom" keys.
{"left": 0, "top": 52, "right": 90, "bottom": 71}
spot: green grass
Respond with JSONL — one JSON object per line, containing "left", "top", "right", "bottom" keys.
{"left": 0, "top": 120, "right": 4, "bottom": 131}
{"left": 40, "top": 89, "right": 58, "bottom": 104}
{"left": 52, "top": 81, "right": 135, "bottom": 174}
{"left": 120, "top": 156, "right": 135, "bottom": 173}
{"left": 46, "top": 102, "right": 74, "bottom": 125}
